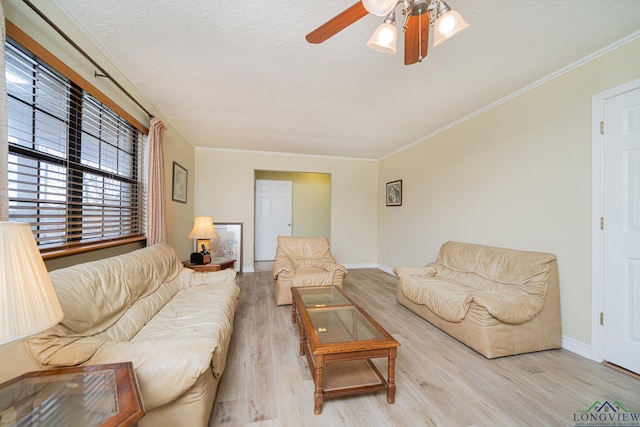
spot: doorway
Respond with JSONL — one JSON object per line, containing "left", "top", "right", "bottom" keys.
{"left": 592, "top": 78, "right": 640, "bottom": 374}
{"left": 255, "top": 179, "right": 292, "bottom": 261}
{"left": 254, "top": 171, "right": 331, "bottom": 262}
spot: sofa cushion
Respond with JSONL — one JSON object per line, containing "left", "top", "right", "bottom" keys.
{"left": 471, "top": 286, "right": 547, "bottom": 324}
{"left": 289, "top": 267, "right": 335, "bottom": 286}
{"left": 87, "top": 279, "right": 240, "bottom": 410}
{"left": 26, "top": 244, "right": 184, "bottom": 366}
{"left": 45, "top": 244, "right": 181, "bottom": 336}
{"left": 400, "top": 276, "right": 475, "bottom": 322}
{"left": 275, "top": 236, "right": 333, "bottom": 260}
{"left": 132, "top": 277, "right": 239, "bottom": 378}
{"left": 437, "top": 241, "right": 555, "bottom": 286}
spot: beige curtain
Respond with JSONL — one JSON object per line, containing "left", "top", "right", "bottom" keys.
{"left": 0, "top": 1, "right": 8, "bottom": 221}
{"left": 146, "top": 117, "right": 168, "bottom": 245}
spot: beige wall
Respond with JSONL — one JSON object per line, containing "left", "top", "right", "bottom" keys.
{"left": 194, "top": 149, "right": 377, "bottom": 270}
{"left": 5, "top": 0, "right": 195, "bottom": 264}
{"left": 255, "top": 170, "right": 331, "bottom": 239}
{"left": 8, "top": 0, "right": 640, "bottom": 351}
{"left": 378, "top": 38, "right": 640, "bottom": 346}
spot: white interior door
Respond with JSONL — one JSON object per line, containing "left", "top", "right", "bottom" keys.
{"left": 602, "top": 87, "right": 640, "bottom": 374}
{"left": 255, "top": 180, "right": 292, "bottom": 261}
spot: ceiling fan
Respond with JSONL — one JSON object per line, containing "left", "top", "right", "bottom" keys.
{"left": 306, "top": 0, "right": 469, "bottom": 66}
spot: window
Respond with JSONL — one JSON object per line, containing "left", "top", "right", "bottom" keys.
{"left": 5, "top": 38, "right": 145, "bottom": 252}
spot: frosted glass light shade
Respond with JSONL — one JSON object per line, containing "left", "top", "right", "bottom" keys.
{"left": 0, "top": 222, "right": 63, "bottom": 345}
{"left": 362, "top": 0, "right": 396, "bottom": 16}
{"left": 367, "top": 22, "right": 398, "bottom": 54}
{"left": 433, "top": 10, "right": 469, "bottom": 47}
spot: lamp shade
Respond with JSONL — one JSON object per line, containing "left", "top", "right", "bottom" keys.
{"left": 367, "top": 22, "right": 398, "bottom": 54}
{"left": 187, "top": 216, "right": 219, "bottom": 239}
{"left": 0, "top": 222, "right": 63, "bottom": 345}
{"left": 362, "top": 0, "right": 396, "bottom": 16}
{"left": 433, "top": 10, "right": 469, "bottom": 47}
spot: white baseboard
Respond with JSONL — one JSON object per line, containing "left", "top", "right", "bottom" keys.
{"left": 562, "top": 335, "right": 592, "bottom": 360}
{"left": 343, "top": 263, "right": 379, "bottom": 269}
{"left": 375, "top": 264, "right": 395, "bottom": 275}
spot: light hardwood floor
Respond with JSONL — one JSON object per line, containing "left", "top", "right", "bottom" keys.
{"left": 210, "top": 268, "right": 640, "bottom": 426}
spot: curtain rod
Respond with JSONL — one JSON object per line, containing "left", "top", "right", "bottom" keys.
{"left": 22, "top": 0, "right": 154, "bottom": 119}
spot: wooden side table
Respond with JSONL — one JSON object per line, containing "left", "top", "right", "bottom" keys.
{"left": 182, "top": 256, "right": 235, "bottom": 272}
{"left": 0, "top": 362, "right": 144, "bottom": 426}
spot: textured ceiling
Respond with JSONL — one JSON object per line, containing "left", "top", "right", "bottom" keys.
{"left": 51, "top": 0, "right": 640, "bottom": 159}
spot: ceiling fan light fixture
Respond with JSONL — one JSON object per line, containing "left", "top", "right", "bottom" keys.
{"left": 367, "top": 22, "right": 398, "bottom": 54}
{"left": 433, "top": 8, "right": 469, "bottom": 47}
{"left": 362, "top": 0, "right": 397, "bottom": 17}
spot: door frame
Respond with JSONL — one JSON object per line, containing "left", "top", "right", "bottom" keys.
{"left": 591, "top": 77, "right": 640, "bottom": 363}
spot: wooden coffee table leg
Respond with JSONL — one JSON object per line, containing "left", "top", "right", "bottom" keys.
{"left": 314, "top": 355, "right": 324, "bottom": 415}
{"left": 387, "top": 347, "right": 397, "bottom": 404}
{"left": 299, "top": 325, "right": 306, "bottom": 356}
{"left": 292, "top": 299, "right": 297, "bottom": 324}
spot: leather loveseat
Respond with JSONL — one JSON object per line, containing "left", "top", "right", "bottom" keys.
{"left": 394, "top": 241, "right": 562, "bottom": 358}
{"left": 0, "top": 244, "right": 239, "bottom": 427}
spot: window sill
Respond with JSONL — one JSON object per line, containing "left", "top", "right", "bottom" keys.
{"left": 41, "top": 236, "right": 147, "bottom": 260}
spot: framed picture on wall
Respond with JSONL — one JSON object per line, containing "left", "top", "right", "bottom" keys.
{"left": 211, "top": 222, "right": 243, "bottom": 271}
{"left": 172, "top": 162, "right": 188, "bottom": 203}
{"left": 386, "top": 180, "right": 402, "bottom": 206}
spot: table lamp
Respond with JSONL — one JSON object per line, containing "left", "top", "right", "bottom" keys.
{"left": 0, "top": 222, "right": 64, "bottom": 345}
{"left": 187, "top": 216, "right": 219, "bottom": 264}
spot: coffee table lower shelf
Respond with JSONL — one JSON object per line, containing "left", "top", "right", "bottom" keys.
{"left": 314, "top": 358, "right": 387, "bottom": 396}
{"left": 301, "top": 337, "right": 396, "bottom": 414}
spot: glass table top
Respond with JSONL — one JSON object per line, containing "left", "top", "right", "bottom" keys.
{"left": 308, "top": 306, "right": 386, "bottom": 344}
{"left": 297, "top": 286, "right": 351, "bottom": 308}
{"left": 0, "top": 369, "right": 118, "bottom": 427}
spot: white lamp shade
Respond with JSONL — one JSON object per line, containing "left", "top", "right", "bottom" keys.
{"left": 187, "top": 216, "right": 219, "bottom": 239}
{"left": 433, "top": 10, "right": 469, "bottom": 47}
{"left": 367, "top": 22, "right": 398, "bottom": 54}
{"left": 0, "top": 222, "right": 63, "bottom": 345}
{"left": 362, "top": 0, "right": 396, "bottom": 16}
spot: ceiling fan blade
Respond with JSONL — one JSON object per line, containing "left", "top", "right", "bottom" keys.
{"left": 404, "top": 13, "right": 430, "bottom": 65}
{"left": 306, "top": 2, "right": 369, "bottom": 44}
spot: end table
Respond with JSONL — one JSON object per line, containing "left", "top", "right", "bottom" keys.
{"left": 182, "top": 256, "right": 235, "bottom": 272}
{"left": 0, "top": 362, "right": 144, "bottom": 427}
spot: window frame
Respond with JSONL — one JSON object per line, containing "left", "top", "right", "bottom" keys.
{"left": 5, "top": 21, "right": 149, "bottom": 259}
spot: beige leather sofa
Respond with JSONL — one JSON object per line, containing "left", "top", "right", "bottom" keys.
{"left": 272, "top": 236, "right": 348, "bottom": 305}
{"left": 395, "top": 241, "right": 562, "bottom": 358}
{"left": 0, "top": 244, "right": 239, "bottom": 427}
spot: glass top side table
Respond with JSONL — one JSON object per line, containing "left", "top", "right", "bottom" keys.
{"left": 0, "top": 362, "right": 144, "bottom": 427}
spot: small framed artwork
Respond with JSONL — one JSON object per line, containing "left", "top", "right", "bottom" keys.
{"left": 386, "top": 180, "right": 402, "bottom": 207}
{"left": 172, "top": 162, "right": 188, "bottom": 203}
{"left": 211, "top": 222, "right": 243, "bottom": 271}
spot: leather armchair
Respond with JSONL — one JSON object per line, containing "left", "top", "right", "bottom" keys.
{"left": 272, "top": 236, "right": 348, "bottom": 305}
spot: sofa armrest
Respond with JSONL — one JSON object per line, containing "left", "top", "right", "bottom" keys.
{"left": 317, "top": 259, "right": 348, "bottom": 276}
{"left": 472, "top": 287, "right": 546, "bottom": 324}
{"left": 394, "top": 264, "right": 438, "bottom": 279}
{"left": 273, "top": 255, "right": 296, "bottom": 279}
{"left": 89, "top": 338, "right": 216, "bottom": 410}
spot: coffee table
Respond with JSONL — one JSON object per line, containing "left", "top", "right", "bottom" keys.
{"left": 0, "top": 362, "right": 144, "bottom": 426}
{"left": 291, "top": 286, "right": 400, "bottom": 415}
